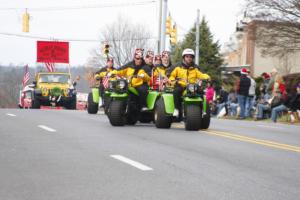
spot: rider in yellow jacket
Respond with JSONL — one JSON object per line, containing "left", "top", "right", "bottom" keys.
{"left": 168, "top": 48, "right": 210, "bottom": 117}
{"left": 116, "top": 48, "right": 151, "bottom": 111}
{"left": 94, "top": 57, "right": 116, "bottom": 106}
{"left": 151, "top": 51, "right": 172, "bottom": 89}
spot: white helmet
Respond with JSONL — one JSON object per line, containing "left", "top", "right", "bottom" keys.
{"left": 182, "top": 48, "right": 195, "bottom": 57}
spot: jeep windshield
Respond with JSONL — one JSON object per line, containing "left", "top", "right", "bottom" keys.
{"left": 38, "top": 74, "right": 70, "bottom": 83}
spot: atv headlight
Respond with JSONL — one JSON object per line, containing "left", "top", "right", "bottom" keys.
{"left": 109, "top": 81, "right": 114, "bottom": 90}
{"left": 118, "top": 80, "right": 126, "bottom": 89}
{"left": 188, "top": 84, "right": 195, "bottom": 93}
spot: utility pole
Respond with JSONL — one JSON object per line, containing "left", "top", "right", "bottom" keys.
{"left": 161, "top": 0, "right": 168, "bottom": 52}
{"left": 195, "top": 9, "right": 200, "bottom": 66}
{"left": 157, "top": 0, "right": 162, "bottom": 54}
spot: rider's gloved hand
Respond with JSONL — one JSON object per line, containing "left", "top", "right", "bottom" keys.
{"left": 138, "top": 74, "right": 145, "bottom": 78}
{"left": 107, "top": 72, "right": 112, "bottom": 77}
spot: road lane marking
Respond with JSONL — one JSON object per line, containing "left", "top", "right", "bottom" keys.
{"left": 203, "top": 130, "right": 300, "bottom": 153}
{"left": 172, "top": 123, "right": 300, "bottom": 153}
{"left": 6, "top": 113, "right": 16, "bottom": 117}
{"left": 257, "top": 125, "right": 283, "bottom": 129}
{"left": 38, "top": 125, "right": 56, "bottom": 132}
{"left": 110, "top": 155, "right": 153, "bottom": 171}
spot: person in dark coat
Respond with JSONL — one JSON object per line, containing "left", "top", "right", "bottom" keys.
{"left": 236, "top": 68, "right": 251, "bottom": 119}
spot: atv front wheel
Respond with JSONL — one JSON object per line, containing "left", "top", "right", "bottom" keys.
{"left": 185, "top": 104, "right": 202, "bottom": 131}
{"left": 108, "top": 100, "right": 126, "bottom": 126}
{"left": 87, "top": 92, "right": 98, "bottom": 114}
{"left": 154, "top": 98, "right": 172, "bottom": 129}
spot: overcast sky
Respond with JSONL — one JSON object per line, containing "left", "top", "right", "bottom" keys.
{"left": 0, "top": 0, "right": 244, "bottom": 66}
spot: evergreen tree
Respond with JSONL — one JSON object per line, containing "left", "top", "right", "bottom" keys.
{"left": 171, "top": 17, "right": 223, "bottom": 85}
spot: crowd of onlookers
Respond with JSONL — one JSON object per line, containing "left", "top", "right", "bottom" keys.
{"left": 206, "top": 68, "right": 300, "bottom": 123}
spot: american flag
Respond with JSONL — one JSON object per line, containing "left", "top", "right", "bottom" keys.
{"left": 155, "top": 74, "right": 168, "bottom": 91}
{"left": 22, "top": 64, "right": 30, "bottom": 88}
{"left": 45, "top": 62, "right": 55, "bottom": 72}
{"left": 102, "top": 76, "right": 109, "bottom": 89}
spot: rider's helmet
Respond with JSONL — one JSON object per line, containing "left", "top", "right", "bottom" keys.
{"left": 134, "top": 48, "right": 144, "bottom": 59}
{"left": 162, "top": 50, "right": 170, "bottom": 58}
{"left": 182, "top": 48, "right": 195, "bottom": 58}
{"left": 145, "top": 50, "right": 154, "bottom": 59}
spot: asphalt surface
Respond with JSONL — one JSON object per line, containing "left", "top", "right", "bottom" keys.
{"left": 0, "top": 108, "right": 299, "bottom": 200}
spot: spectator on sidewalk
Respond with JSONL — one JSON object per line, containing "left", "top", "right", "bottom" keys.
{"left": 254, "top": 93, "right": 272, "bottom": 120}
{"left": 216, "top": 86, "right": 229, "bottom": 117}
{"left": 261, "top": 72, "right": 270, "bottom": 94}
{"left": 267, "top": 68, "right": 278, "bottom": 95}
{"left": 288, "top": 84, "right": 300, "bottom": 123}
{"left": 227, "top": 88, "right": 238, "bottom": 116}
{"left": 205, "top": 81, "right": 215, "bottom": 104}
{"left": 246, "top": 70, "right": 256, "bottom": 118}
{"left": 236, "top": 68, "right": 251, "bottom": 119}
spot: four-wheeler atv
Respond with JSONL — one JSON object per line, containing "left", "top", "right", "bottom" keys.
{"left": 154, "top": 79, "right": 210, "bottom": 130}
{"left": 87, "top": 74, "right": 112, "bottom": 114}
{"left": 87, "top": 87, "right": 111, "bottom": 114}
{"left": 31, "top": 72, "right": 77, "bottom": 109}
{"left": 107, "top": 76, "right": 160, "bottom": 126}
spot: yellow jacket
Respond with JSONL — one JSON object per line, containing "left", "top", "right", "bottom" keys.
{"left": 94, "top": 67, "right": 117, "bottom": 81}
{"left": 153, "top": 66, "right": 168, "bottom": 78}
{"left": 168, "top": 63, "right": 210, "bottom": 88}
{"left": 116, "top": 64, "right": 151, "bottom": 87}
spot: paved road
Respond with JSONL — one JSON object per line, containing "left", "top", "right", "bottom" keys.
{"left": 0, "top": 109, "right": 299, "bottom": 200}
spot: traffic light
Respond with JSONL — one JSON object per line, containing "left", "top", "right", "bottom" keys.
{"left": 170, "top": 24, "right": 177, "bottom": 45}
{"left": 166, "top": 15, "right": 172, "bottom": 35}
{"left": 22, "top": 11, "right": 30, "bottom": 33}
{"left": 103, "top": 44, "right": 109, "bottom": 55}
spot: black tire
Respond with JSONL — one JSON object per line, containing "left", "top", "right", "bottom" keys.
{"left": 201, "top": 104, "right": 211, "bottom": 129}
{"left": 103, "top": 95, "right": 111, "bottom": 115}
{"left": 185, "top": 104, "right": 202, "bottom": 131}
{"left": 154, "top": 98, "right": 172, "bottom": 128}
{"left": 66, "top": 96, "right": 77, "bottom": 110}
{"left": 139, "top": 112, "right": 153, "bottom": 123}
{"left": 32, "top": 96, "right": 40, "bottom": 109}
{"left": 87, "top": 92, "right": 98, "bottom": 114}
{"left": 126, "top": 114, "right": 139, "bottom": 125}
{"left": 108, "top": 100, "right": 126, "bottom": 126}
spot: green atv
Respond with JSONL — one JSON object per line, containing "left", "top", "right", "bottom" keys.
{"left": 87, "top": 77, "right": 111, "bottom": 114}
{"left": 154, "top": 79, "right": 211, "bottom": 131}
{"left": 87, "top": 88, "right": 111, "bottom": 114}
{"left": 107, "top": 77, "right": 160, "bottom": 126}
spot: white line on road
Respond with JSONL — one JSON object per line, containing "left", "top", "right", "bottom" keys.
{"left": 38, "top": 125, "right": 57, "bottom": 132}
{"left": 110, "top": 155, "right": 153, "bottom": 171}
{"left": 257, "top": 125, "right": 283, "bottom": 129}
{"left": 6, "top": 113, "right": 16, "bottom": 117}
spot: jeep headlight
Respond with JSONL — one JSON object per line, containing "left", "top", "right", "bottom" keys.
{"left": 41, "top": 87, "right": 48, "bottom": 96}
{"left": 64, "top": 88, "right": 69, "bottom": 96}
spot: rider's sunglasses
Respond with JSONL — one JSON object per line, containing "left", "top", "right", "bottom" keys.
{"left": 185, "top": 55, "right": 194, "bottom": 58}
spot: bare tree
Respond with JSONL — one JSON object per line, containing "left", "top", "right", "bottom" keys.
{"left": 273, "top": 49, "right": 295, "bottom": 74}
{"left": 87, "top": 16, "right": 154, "bottom": 68}
{"left": 245, "top": 0, "right": 300, "bottom": 56}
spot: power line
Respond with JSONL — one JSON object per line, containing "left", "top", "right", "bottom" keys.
{"left": 0, "top": 1, "right": 156, "bottom": 12}
{"left": 0, "top": 32, "right": 157, "bottom": 42}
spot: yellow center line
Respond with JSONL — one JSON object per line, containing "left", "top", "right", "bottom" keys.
{"left": 203, "top": 130, "right": 300, "bottom": 153}
{"left": 172, "top": 124, "right": 300, "bottom": 153}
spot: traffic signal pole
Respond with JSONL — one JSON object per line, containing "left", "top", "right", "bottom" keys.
{"left": 161, "top": 0, "right": 168, "bottom": 52}
{"left": 157, "top": 0, "right": 162, "bottom": 54}
{"left": 195, "top": 9, "right": 200, "bottom": 66}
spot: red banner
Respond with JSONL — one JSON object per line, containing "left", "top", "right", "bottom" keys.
{"left": 37, "top": 41, "right": 69, "bottom": 63}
